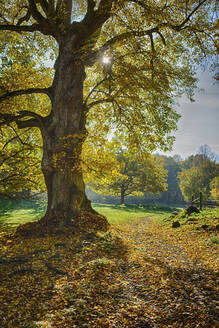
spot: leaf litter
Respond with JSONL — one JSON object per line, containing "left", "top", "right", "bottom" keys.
{"left": 0, "top": 217, "right": 218, "bottom": 328}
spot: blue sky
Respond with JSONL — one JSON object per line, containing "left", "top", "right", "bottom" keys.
{"left": 161, "top": 69, "right": 219, "bottom": 159}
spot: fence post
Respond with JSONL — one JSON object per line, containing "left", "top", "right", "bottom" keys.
{"left": 200, "top": 192, "right": 203, "bottom": 211}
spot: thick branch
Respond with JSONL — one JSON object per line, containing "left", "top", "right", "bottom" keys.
{"left": 0, "top": 87, "right": 52, "bottom": 102}
{"left": 23, "top": 0, "right": 57, "bottom": 37}
{"left": 16, "top": 118, "right": 40, "bottom": 129}
{"left": 82, "top": 0, "right": 113, "bottom": 34}
{"left": 28, "top": 0, "right": 48, "bottom": 24}
{"left": 0, "top": 23, "right": 40, "bottom": 32}
{"left": 63, "top": 0, "right": 73, "bottom": 24}
{"left": 83, "top": 0, "right": 96, "bottom": 24}
{"left": 0, "top": 111, "right": 44, "bottom": 129}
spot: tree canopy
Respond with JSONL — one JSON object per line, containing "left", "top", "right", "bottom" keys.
{"left": 0, "top": 0, "right": 217, "bottom": 230}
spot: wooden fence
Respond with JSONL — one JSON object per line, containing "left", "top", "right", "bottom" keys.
{"left": 191, "top": 192, "right": 219, "bottom": 210}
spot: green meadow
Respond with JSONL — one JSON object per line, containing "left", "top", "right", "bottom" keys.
{"left": 0, "top": 199, "right": 175, "bottom": 231}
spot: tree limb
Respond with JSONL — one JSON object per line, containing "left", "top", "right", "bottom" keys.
{"left": 82, "top": 0, "right": 113, "bottom": 34}
{"left": 0, "top": 87, "right": 52, "bottom": 102}
{"left": 22, "top": 0, "right": 57, "bottom": 37}
{"left": 88, "top": 26, "right": 159, "bottom": 63}
{"left": 28, "top": 0, "right": 48, "bottom": 25}
{"left": 63, "top": 0, "right": 73, "bottom": 24}
{"left": 84, "top": 77, "right": 108, "bottom": 105}
{"left": 83, "top": 0, "right": 96, "bottom": 24}
{"left": 0, "top": 111, "right": 44, "bottom": 129}
{"left": 0, "top": 23, "right": 40, "bottom": 33}
{"left": 173, "top": 0, "right": 208, "bottom": 31}
{"left": 87, "top": 97, "right": 114, "bottom": 109}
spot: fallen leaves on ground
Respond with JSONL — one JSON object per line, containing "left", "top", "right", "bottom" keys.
{"left": 0, "top": 218, "right": 218, "bottom": 328}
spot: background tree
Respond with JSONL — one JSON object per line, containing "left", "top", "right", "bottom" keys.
{"left": 0, "top": 125, "right": 44, "bottom": 197}
{"left": 90, "top": 149, "right": 167, "bottom": 204}
{"left": 157, "top": 155, "right": 184, "bottom": 204}
{"left": 0, "top": 0, "right": 216, "bottom": 230}
{"left": 178, "top": 155, "right": 219, "bottom": 201}
{"left": 197, "top": 144, "right": 218, "bottom": 162}
{"left": 210, "top": 176, "right": 219, "bottom": 200}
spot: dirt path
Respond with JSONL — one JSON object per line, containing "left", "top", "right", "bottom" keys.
{"left": 113, "top": 217, "right": 218, "bottom": 328}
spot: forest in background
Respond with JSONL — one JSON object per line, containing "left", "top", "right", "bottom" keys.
{"left": 1, "top": 144, "right": 218, "bottom": 208}
{"left": 86, "top": 145, "right": 219, "bottom": 206}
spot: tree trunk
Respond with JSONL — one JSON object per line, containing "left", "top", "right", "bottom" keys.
{"left": 37, "top": 39, "right": 109, "bottom": 232}
{"left": 120, "top": 186, "right": 125, "bottom": 205}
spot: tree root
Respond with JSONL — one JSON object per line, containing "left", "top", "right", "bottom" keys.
{"left": 45, "top": 262, "right": 69, "bottom": 277}
{"left": 7, "top": 267, "right": 36, "bottom": 278}
{"left": 15, "top": 210, "right": 110, "bottom": 237}
{"left": 0, "top": 256, "right": 30, "bottom": 264}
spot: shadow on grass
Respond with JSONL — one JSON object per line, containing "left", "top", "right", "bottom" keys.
{"left": 0, "top": 199, "right": 46, "bottom": 231}
{"left": 93, "top": 203, "right": 176, "bottom": 214}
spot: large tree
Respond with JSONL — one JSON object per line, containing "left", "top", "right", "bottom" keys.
{"left": 0, "top": 0, "right": 216, "bottom": 230}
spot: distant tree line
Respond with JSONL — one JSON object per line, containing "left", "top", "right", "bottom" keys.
{"left": 87, "top": 145, "right": 219, "bottom": 206}
{"left": 1, "top": 140, "right": 218, "bottom": 207}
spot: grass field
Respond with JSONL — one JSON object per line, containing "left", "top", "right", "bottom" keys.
{"left": 93, "top": 203, "right": 174, "bottom": 224}
{"left": 0, "top": 199, "right": 46, "bottom": 231}
{"left": 0, "top": 199, "right": 175, "bottom": 230}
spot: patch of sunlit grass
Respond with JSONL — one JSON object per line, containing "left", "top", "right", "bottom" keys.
{"left": 93, "top": 203, "right": 173, "bottom": 225}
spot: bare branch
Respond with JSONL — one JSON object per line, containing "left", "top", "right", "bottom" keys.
{"left": 87, "top": 97, "right": 114, "bottom": 109}
{"left": 173, "top": 0, "right": 208, "bottom": 31}
{"left": 84, "top": 77, "right": 108, "bottom": 105}
{"left": 0, "top": 87, "right": 52, "bottom": 103}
